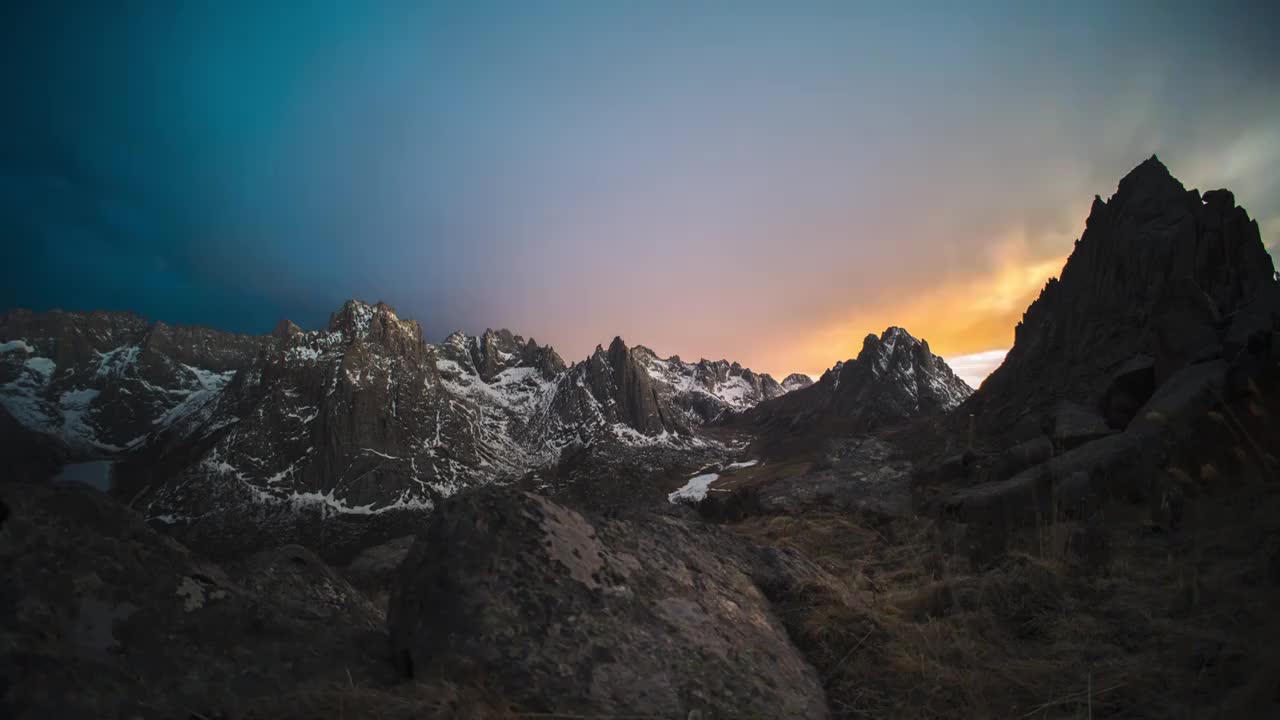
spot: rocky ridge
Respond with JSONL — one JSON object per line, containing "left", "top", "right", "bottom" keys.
{"left": 962, "top": 155, "right": 1277, "bottom": 441}
{"left": 746, "top": 326, "right": 973, "bottom": 434}
{"left": 0, "top": 309, "right": 267, "bottom": 480}
{"left": 0, "top": 302, "right": 819, "bottom": 551}
{"left": 911, "top": 157, "right": 1280, "bottom": 571}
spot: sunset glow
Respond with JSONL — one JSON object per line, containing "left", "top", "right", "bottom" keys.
{"left": 3, "top": 2, "right": 1277, "bottom": 384}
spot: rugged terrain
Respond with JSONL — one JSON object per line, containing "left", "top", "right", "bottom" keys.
{"left": 1, "top": 299, "right": 849, "bottom": 555}
{"left": 3, "top": 156, "right": 1279, "bottom": 718}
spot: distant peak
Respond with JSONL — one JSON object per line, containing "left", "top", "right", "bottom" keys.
{"left": 327, "top": 298, "right": 410, "bottom": 339}
{"left": 781, "top": 373, "right": 814, "bottom": 391}
{"left": 881, "top": 326, "right": 918, "bottom": 342}
{"left": 857, "top": 326, "right": 920, "bottom": 358}
{"left": 272, "top": 319, "right": 302, "bottom": 340}
{"left": 1114, "top": 154, "right": 1184, "bottom": 202}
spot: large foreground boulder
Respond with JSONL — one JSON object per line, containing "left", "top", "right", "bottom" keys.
{"left": 388, "top": 486, "right": 831, "bottom": 718}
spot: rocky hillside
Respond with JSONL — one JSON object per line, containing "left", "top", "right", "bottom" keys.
{"left": 0, "top": 301, "right": 813, "bottom": 550}
{"left": 0, "top": 309, "right": 267, "bottom": 478}
{"left": 963, "top": 155, "right": 1277, "bottom": 441}
{"left": 910, "top": 155, "right": 1279, "bottom": 568}
{"left": 635, "top": 344, "right": 793, "bottom": 423}
{"left": 746, "top": 326, "right": 972, "bottom": 436}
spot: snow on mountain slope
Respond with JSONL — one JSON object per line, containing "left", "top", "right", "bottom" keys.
{"left": 0, "top": 309, "right": 264, "bottom": 457}
{"left": 3, "top": 301, "right": 805, "bottom": 527}
{"left": 132, "top": 303, "right": 789, "bottom": 523}
{"left": 631, "top": 345, "right": 792, "bottom": 423}
{"left": 747, "top": 326, "right": 972, "bottom": 433}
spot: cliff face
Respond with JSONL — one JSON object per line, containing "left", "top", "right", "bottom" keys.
{"left": 964, "top": 155, "right": 1277, "bottom": 439}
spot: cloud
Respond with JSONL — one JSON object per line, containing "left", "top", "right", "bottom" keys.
{"left": 945, "top": 350, "right": 1009, "bottom": 391}
{"left": 770, "top": 230, "right": 1069, "bottom": 377}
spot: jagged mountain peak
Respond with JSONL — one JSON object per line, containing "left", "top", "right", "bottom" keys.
{"left": 781, "top": 373, "right": 814, "bottom": 391}
{"left": 272, "top": 319, "right": 302, "bottom": 340}
{"left": 4, "top": 302, "right": 821, "bottom": 528}
{"left": 966, "top": 156, "right": 1278, "bottom": 437}
{"left": 1114, "top": 153, "right": 1182, "bottom": 200}
{"left": 747, "top": 325, "right": 971, "bottom": 434}
{"left": 325, "top": 299, "right": 423, "bottom": 349}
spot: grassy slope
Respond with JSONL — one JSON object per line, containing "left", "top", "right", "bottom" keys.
{"left": 729, "top": 387, "right": 1280, "bottom": 719}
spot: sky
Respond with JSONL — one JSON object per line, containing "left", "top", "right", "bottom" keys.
{"left": 2, "top": 1, "right": 1278, "bottom": 387}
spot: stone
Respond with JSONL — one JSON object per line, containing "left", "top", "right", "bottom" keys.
{"left": 388, "top": 487, "right": 830, "bottom": 718}
{"left": 1128, "top": 360, "right": 1228, "bottom": 441}
{"left": 1046, "top": 400, "right": 1114, "bottom": 451}
{"left": 984, "top": 435, "right": 1055, "bottom": 483}
{"left": 342, "top": 535, "right": 417, "bottom": 611}
{"left": 1046, "top": 432, "right": 1147, "bottom": 507}
{"left": 1099, "top": 355, "right": 1156, "bottom": 429}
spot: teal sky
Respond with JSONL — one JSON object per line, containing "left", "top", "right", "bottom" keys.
{"left": 2, "top": 1, "right": 1277, "bottom": 377}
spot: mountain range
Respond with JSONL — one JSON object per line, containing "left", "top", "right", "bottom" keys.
{"left": 5, "top": 155, "right": 1280, "bottom": 719}
{"left": 1, "top": 294, "right": 971, "bottom": 552}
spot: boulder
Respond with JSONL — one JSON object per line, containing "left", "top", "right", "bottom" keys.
{"left": 343, "top": 534, "right": 417, "bottom": 611}
{"left": 388, "top": 487, "right": 830, "bottom": 718}
{"left": 1046, "top": 400, "right": 1114, "bottom": 451}
{"left": 233, "top": 544, "right": 383, "bottom": 628}
{"left": 984, "top": 435, "right": 1055, "bottom": 483}
{"left": 1045, "top": 432, "right": 1147, "bottom": 509}
{"left": 939, "top": 466, "right": 1054, "bottom": 532}
{"left": 1098, "top": 355, "right": 1156, "bottom": 429}
{"left": 1128, "top": 360, "right": 1228, "bottom": 441}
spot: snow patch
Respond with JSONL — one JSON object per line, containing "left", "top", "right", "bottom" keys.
{"left": 668, "top": 473, "right": 721, "bottom": 503}
{"left": 25, "top": 357, "right": 56, "bottom": 379}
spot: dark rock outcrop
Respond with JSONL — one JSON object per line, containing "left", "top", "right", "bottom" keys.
{"left": 388, "top": 486, "right": 831, "bottom": 718}
{"left": 923, "top": 158, "right": 1280, "bottom": 571}
{"left": 1098, "top": 354, "right": 1157, "bottom": 429}
{"left": 963, "top": 156, "right": 1277, "bottom": 441}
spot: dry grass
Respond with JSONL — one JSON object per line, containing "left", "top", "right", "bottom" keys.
{"left": 732, "top": 471, "right": 1280, "bottom": 719}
